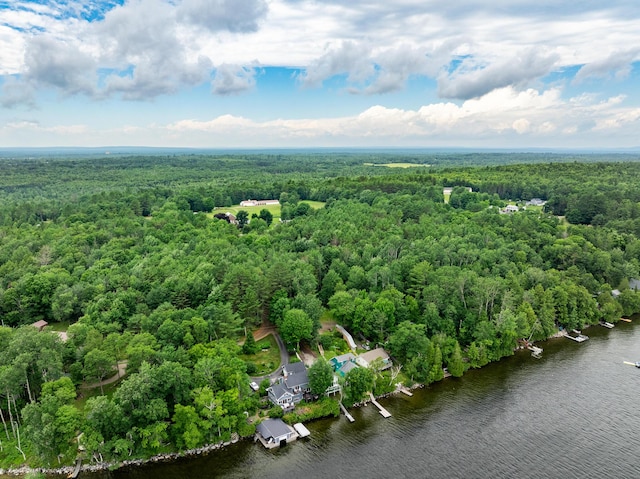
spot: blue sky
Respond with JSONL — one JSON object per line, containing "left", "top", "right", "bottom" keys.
{"left": 1, "top": 0, "right": 640, "bottom": 148}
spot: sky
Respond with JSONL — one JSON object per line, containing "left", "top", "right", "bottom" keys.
{"left": 1, "top": 0, "right": 640, "bottom": 149}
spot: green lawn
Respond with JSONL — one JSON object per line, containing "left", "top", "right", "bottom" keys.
{"left": 523, "top": 204, "right": 544, "bottom": 213}
{"left": 75, "top": 378, "right": 122, "bottom": 410}
{"left": 240, "top": 333, "right": 281, "bottom": 376}
{"left": 364, "top": 162, "right": 431, "bottom": 168}
{"left": 46, "top": 321, "right": 70, "bottom": 332}
{"left": 318, "top": 331, "right": 351, "bottom": 359}
{"left": 210, "top": 203, "right": 281, "bottom": 217}
{"left": 302, "top": 200, "right": 326, "bottom": 210}
{"left": 209, "top": 200, "right": 325, "bottom": 223}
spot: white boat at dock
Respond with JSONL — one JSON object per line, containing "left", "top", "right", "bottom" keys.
{"left": 564, "top": 331, "right": 589, "bottom": 342}
{"left": 528, "top": 345, "right": 543, "bottom": 358}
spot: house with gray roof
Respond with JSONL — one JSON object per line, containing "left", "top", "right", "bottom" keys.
{"left": 267, "top": 363, "right": 310, "bottom": 409}
{"left": 330, "top": 353, "right": 359, "bottom": 377}
{"left": 330, "top": 353, "right": 355, "bottom": 371}
{"left": 283, "top": 362, "right": 306, "bottom": 376}
{"left": 267, "top": 382, "right": 296, "bottom": 410}
{"left": 613, "top": 278, "right": 640, "bottom": 298}
{"left": 338, "top": 360, "right": 358, "bottom": 377}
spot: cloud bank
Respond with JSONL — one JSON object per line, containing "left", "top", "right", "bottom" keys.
{"left": 0, "top": 0, "right": 639, "bottom": 147}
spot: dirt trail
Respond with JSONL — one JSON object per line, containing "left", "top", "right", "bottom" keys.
{"left": 253, "top": 320, "right": 277, "bottom": 341}
{"left": 80, "top": 361, "right": 128, "bottom": 390}
{"left": 319, "top": 320, "right": 336, "bottom": 334}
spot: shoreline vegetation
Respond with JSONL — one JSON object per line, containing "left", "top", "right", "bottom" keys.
{"left": 3, "top": 154, "right": 640, "bottom": 476}
{"left": 0, "top": 323, "right": 611, "bottom": 478}
{"left": 0, "top": 381, "right": 430, "bottom": 478}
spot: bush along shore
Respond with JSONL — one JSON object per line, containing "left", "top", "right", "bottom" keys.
{"left": 0, "top": 435, "right": 250, "bottom": 477}
{"left": 0, "top": 381, "right": 426, "bottom": 478}
{"left": 0, "top": 323, "right": 609, "bottom": 478}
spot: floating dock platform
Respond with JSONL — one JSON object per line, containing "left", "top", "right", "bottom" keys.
{"left": 293, "top": 423, "right": 311, "bottom": 438}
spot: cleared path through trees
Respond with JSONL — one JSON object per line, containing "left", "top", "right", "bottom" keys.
{"left": 80, "top": 361, "right": 128, "bottom": 390}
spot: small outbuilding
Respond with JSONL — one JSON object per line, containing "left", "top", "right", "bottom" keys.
{"left": 255, "top": 419, "right": 297, "bottom": 448}
{"left": 32, "top": 320, "right": 48, "bottom": 331}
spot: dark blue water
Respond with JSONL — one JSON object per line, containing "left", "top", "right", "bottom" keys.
{"left": 82, "top": 322, "right": 640, "bottom": 478}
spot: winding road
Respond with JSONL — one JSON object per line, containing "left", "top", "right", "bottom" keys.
{"left": 251, "top": 331, "right": 290, "bottom": 383}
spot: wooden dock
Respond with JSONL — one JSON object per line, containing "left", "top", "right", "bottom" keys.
{"left": 369, "top": 393, "right": 391, "bottom": 418}
{"left": 620, "top": 318, "right": 632, "bottom": 323}
{"left": 339, "top": 402, "right": 355, "bottom": 422}
{"left": 399, "top": 386, "right": 413, "bottom": 397}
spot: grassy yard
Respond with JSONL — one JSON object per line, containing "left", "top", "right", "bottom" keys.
{"left": 318, "top": 330, "right": 351, "bottom": 359}
{"left": 45, "top": 321, "right": 70, "bottom": 332}
{"left": 240, "top": 333, "right": 281, "bottom": 376}
{"left": 302, "top": 200, "right": 326, "bottom": 210}
{"left": 210, "top": 203, "right": 281, "bottom": 218}
{"left": 209, "top": 200, "right": 325, "bottom": 223}
{"left": 75, "top": 378, "right": 122, "bottom": 410}
{"left": 523, "top": 204, "right": 544, "bottom": 213}
{"left": 364, "top": 162, "right": 431, "bottom": 168}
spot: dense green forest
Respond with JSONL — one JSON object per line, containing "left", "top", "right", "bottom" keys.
{"left": 2, "top": 153, "right": 640, "bottom": 469}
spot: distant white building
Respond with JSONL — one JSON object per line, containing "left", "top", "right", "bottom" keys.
{"left": 501, "top": 205, "right": 519, "bottom": 214}
{"left": 443, "top": 187, "right": 472, "bottom": 195}
{"left": 239, "top": 199, "right": 280, "bottom": 207}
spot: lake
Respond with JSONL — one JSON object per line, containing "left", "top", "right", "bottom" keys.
{"left": 67, "top": 322, "right": 640, "bottom": 478}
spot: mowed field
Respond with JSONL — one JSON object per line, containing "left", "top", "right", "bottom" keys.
{"left": 364, "top": 162, "right": 431, "bottom": 168}
{"left": 209, "top": 200, "right": 325, "bottom": 221}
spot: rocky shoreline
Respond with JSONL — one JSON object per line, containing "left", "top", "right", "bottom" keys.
{"left": 0, "top": 384, "right": 425, "bottom": 478}
{"left": 0, "top": 436, "right": 247, "bottom": 478}
{"left": 0, "top": 329, "right": 576, "bottom": 478}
